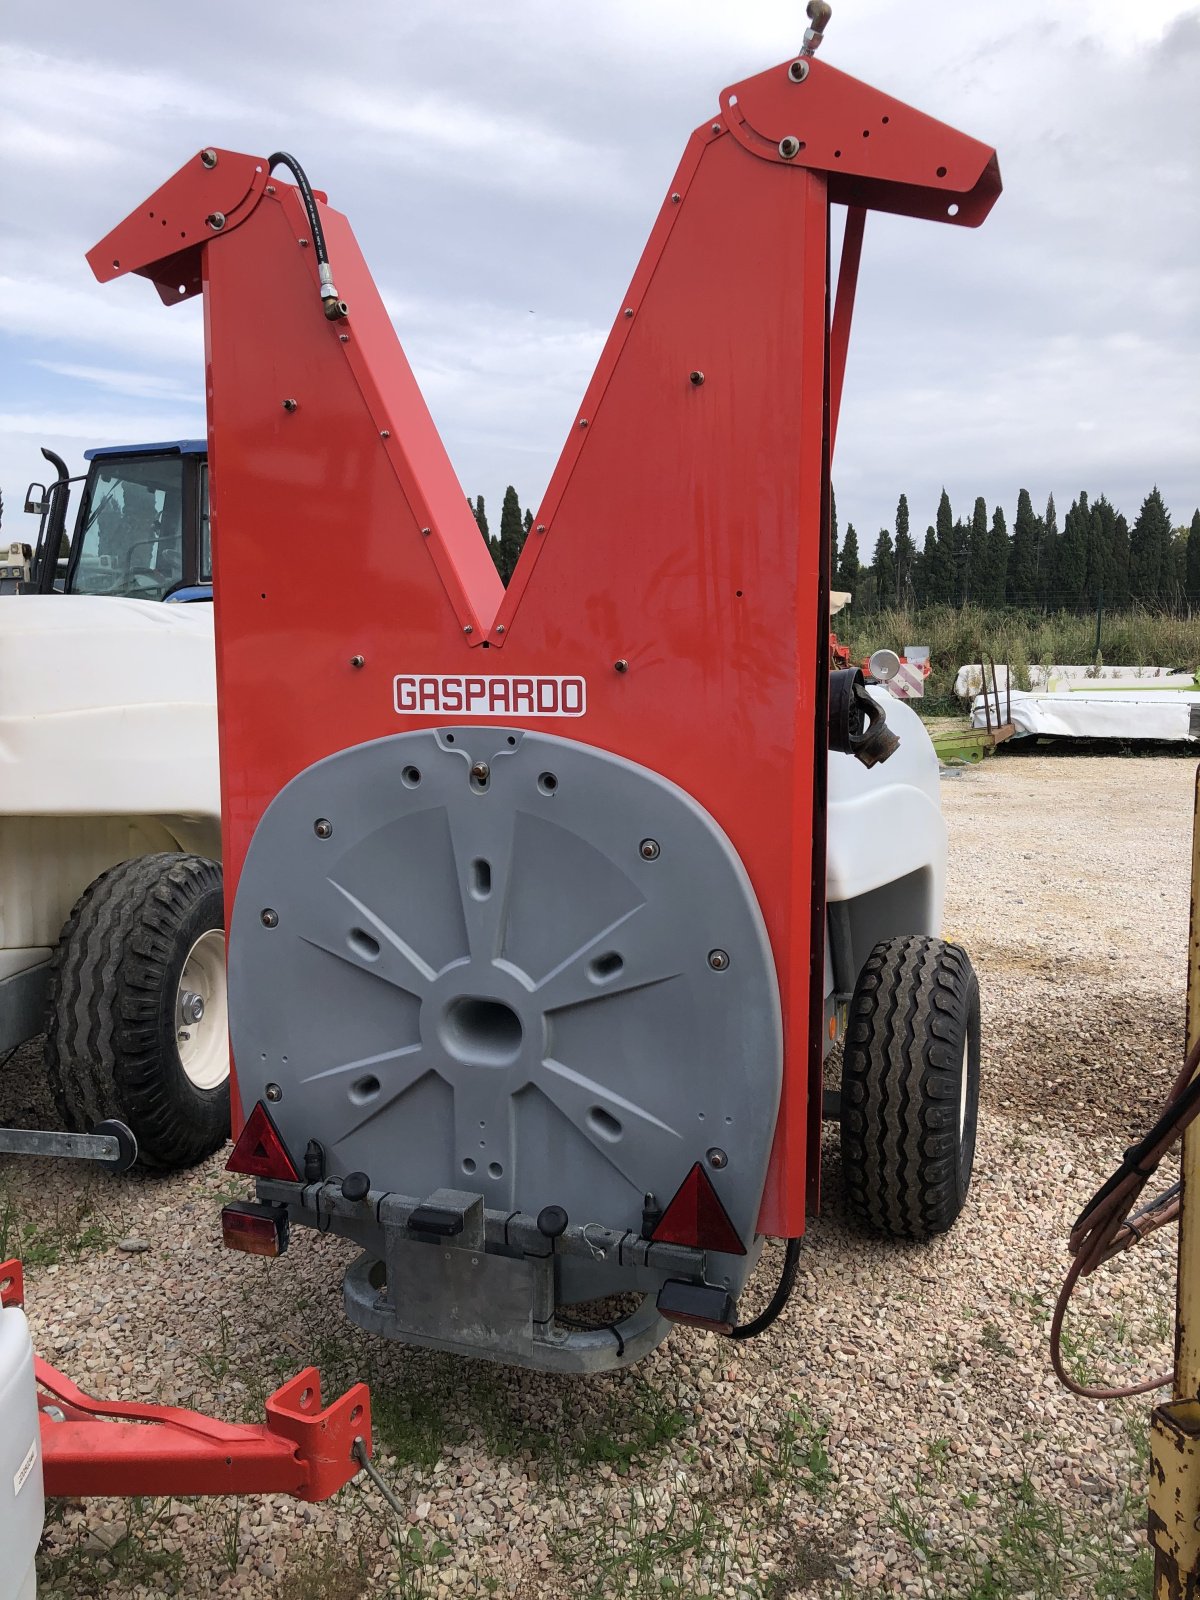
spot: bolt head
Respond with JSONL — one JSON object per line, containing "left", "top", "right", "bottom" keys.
{"left": 639, "top": 839, "right": 660, "bottom": 861}
{"left": 495, "top": 624, "right": 505, "bottom": 634}
{"left": 314, "top": 818, "right": 333, "bottom": 839}
{"left": 711, "top": 122, "right": 722, "bottom": 133}
{"left": 670, "top": 192, "right": 682, "bottom": 203}
{"left": 788, "top": 59, "right": 810, "bottom": 82}
{"left": 614, "top": 659, "right": 629, "bottom": 674}
{"left": 261, "top": 908, "right": 279, "bottom": 928}
{"left": 200, "top": 148, "right": 218, "bottom": 167}
{"left": 690, "top": 370, "right": 705, "bottom": 385}
{"left": 623, "top": 308, "right": 634, "bottom": 318}
{"left": 536, "top": 523, "right": 546, "bottom": 533}
{"left": 470, "top": 762, "right": 490, "bottom": 782}
{"left": 463, "top": 624, "right": 474, "bottom": 635}
{"left": 708, "top": 948, "right": 730, "bottom": 971}
{"left": 206, "top": 211, "right": 226, "bottom": 231}
{"left": 282, "top": 398, "right": 297, "bottom": 412}
{"left": 778, "top": 136, "right": 801, "bottom": 159}
{"left": 265, "top": 1082, "right": 283, "bottom": 1102}
{"left": 706, "top": 1147, "right": 729, "bottom": 1170}
{"left": 350, "top": 654, "right": 365, "bottom": 669}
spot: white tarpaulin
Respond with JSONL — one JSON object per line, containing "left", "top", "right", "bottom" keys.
{"left": 955, "top": 663, "right": 1198, "bottom": 698}
{"left": 967, "top": 681, "right": 1200, "bottom": 743}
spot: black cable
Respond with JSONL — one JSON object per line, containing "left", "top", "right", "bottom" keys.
{"left": 266, "top": 151, "right": 328, "bottom": 264}
{"left": 729, "top": 1237, "right": 802, "bottom": 1340}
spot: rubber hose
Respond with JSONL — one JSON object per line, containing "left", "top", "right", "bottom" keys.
{"left": 729, "top": 1237, "right": 801, "bottom": 1340}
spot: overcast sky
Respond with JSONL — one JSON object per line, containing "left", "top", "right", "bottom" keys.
{"left": 1, "top": 0, "right": 1196, "bottom": 562}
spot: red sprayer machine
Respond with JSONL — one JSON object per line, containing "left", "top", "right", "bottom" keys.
{"left": 88, "top": 7, "right": 999, "bottom": 1372}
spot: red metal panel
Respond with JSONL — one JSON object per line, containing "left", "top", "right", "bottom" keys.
{"left": 91, "top": 54, "right": 1000, "bottom": 1235}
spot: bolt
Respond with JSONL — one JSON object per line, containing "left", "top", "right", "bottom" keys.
{"left": 788, "top": 59, "right": 810, "bottom": 82}
{"left": 706, "top": 1147, "right": 729, "bottom": 1169}
{"left": 670, "top": 192, "right": 681, "bottom": 203}
{"left": 299, "top": 237, "right": 309, "bottom": 247}
{"left": 463, "top": 624, "right": 474, "bottom": 635}
{"left": 200, "top": 148, "right": 218, "bottom": 168}
{"left": 779, "top": 136, "right": 801, "bottom": 159}
{"left": 206, "top": 211, "right": 226, "bottom": 231}
{"left": 350, "top": 654, "right": 365, "bottom": 668}
{"left": 690, "top": 370, "right": 705, "bottom": 385}
{"left": 623, "top": 307, "right": 634, "bottom": 318}
{"left": 578, "top": 418, "right": 588, "bottom": 428}
{"left": 711, "top": 122, "right": 722, "bottom": 133}
{"left": 708, "top": 948, "right": 730, "bottom": 970}
{"left": 536, "top": 523, "right": 546, "bottom": 533}
{"left": 614, "top": 659, "right": 629, "bottom": 673}
{"left": 470, "top": 761, "right": 490, "bottom": 783}
{"left": 495, "top": 624, "right": 505, "bottom": 634}
{"left": 180, "top": 992, "right": 205, "bottom": 1023}
{"left": 266, "top": 1082, "right": 283, "bottom": 1102}
{"left": 282, "top": 398, "right": 297, "bottom": 412}
{"left": 380, "top": 429, "right": 390, "bottom": 439}
{"left": 261, "top": 908, "right": 279, "bottom": 928}
{"left": 640, "top": 839, "right": 660, "bottom": 861}
{"left": 339, "top": 332, "right": 349, "bottom": 342}
{"left": 314, "top": 818, "right": 333, "bottom": 839}
{"left": 421, "top": 526, "right": 431, "bottom": 537}
{"left": 265, "top": 183, "right": 276, "bottom": 195}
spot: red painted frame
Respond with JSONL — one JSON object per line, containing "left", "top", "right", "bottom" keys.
{"left": 1, "top": 1260, "right": 369, "bottom": 1501}
{"left": 90, "top": 53, "right": 998, "bottom": 1239}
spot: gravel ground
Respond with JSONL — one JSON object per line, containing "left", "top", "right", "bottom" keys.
{"left": 3, "top": 750, "right": 1195, "bottom": 1599}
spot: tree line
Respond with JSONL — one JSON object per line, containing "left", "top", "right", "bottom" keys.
{"left": 833, "top": 486, "right": 1200, "bottom": 613}
{"left": 471, "top": 487, "right": 530, "bottom": 585}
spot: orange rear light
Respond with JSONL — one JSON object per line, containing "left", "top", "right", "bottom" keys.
{"left": 221, "top": 1200, "right": 289, "bottom": 1257}
{"left": 226, "top": 1101, "right": 301, "bottom": 1181}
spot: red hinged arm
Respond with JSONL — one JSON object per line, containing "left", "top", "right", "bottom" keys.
{"left": 721, "top": 55, "right": 1001, "bottom": 226}
{"left": 3, "top": 1261, "right": 370, "bottom": 1502}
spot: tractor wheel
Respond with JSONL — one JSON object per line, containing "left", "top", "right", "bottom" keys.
{"left": 839, "top": 935, "right": 980, "bottom": 1239}
{"left": 45, "top": 853, "right": 230, "bottom": 1170}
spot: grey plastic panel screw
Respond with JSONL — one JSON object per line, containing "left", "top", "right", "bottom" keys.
{"left": 260, "top": 908, "right": 279, "bottom": 928}
{"left": 706, "top": 1147, "right": 728, "bottom": 1169}
{"left": 470, "top": 762, "right": 490, "bottom": 783}
{"left": 639, "top": 839, "right": 660, "bottom": 860}
{"left": 265, "top": 1082, "right": 283, "bottom": 1102}
{"left": 708, "top": 948, "right": 730, "bottom": 970}
{"left": 314, "top": 819, "right": 333, "bottom": 839}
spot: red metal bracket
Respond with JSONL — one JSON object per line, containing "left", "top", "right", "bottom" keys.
{"left": 3, "top": 1259, "right": 370, "bottom": 1502}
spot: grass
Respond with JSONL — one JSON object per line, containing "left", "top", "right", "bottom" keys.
{"left": 838, "top": 603, "right": 1200, "bottom": 700}
{"left": 0, "top": 1181, "right": 116, "bottom": 1267}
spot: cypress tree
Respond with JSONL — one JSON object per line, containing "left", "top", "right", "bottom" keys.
{"left": 1039, "top": 493, "right": 1058, "bottom": 600}
{"left": 1008, "top": 489, "right": 1038, "bottom": 606}
{"left": 1130, "top": 487, "right": 1173, "bottom": 606}
{"left": 894, "top": 494, "right": 916, "bottom": 606}
{"left": 967, "top": 497, "right": 988, "bottom": 604}
{"left": 872, "top": 528, "right": 895, "bottom": 610}
{"left": 1187, "top": 509, "right": 1200, "bottom": 605}
{"left": 497, "top": 485, "right": 526, "bottom": 585}
{"left": 836, "top": 523, "right": 860, "bottom": 592}
{"left": 932, "top": 490, "right": 955, "bottom": 604}
{"left": 987, "top": 506, "right": 1008, "bottom": 607}
{"left": 1109, "top": 511, "right": 1131, "bottom": 607}
{"left": 1056, "top": 492, "right": 1089, "bottom": 609}
{"left": 473, "top": 495, "right": 490, "bottom": 542}
{"left": 523, "top": 508, "right": 533, "bottom": 535}
{"left": 917, "top": 525, "right": 938, "bottom": 604}
{"left": 1083, "top": 496, "right": 1113, "bottom": 607}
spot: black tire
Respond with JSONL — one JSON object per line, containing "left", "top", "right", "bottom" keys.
{"left": 840, "top": 935, "right": 980, "bottom": 1239}
{"left": 45, "top": 853, "right": 230, "bottom": 1170}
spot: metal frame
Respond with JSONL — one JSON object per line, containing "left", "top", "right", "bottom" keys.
{"left": 1148, "top": 770, "right": 1200, "bottom": 1595}
{"left": 1, "top": 1258, "right": 370, "bottom": 1502}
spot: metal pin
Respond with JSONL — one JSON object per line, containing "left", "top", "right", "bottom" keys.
{"left": 351, "top": 1438, "right": 406, "bottom": 1517}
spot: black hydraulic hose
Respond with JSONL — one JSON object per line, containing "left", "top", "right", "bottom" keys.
{"left": 266, "top": 152, "right": 347, "bottom": 319}
{"left": 729, "top": 1237, "right": 802, "bottom": 1340}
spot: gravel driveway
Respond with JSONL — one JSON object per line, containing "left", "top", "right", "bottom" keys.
{"left": 4, "top": 750, "right": 1193, "bottom": 1599}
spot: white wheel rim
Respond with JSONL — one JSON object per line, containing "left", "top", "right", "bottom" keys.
{"left": 958, "top": 1035, "right": 970, "bottom": 1141}
{"left": 176, "top": 929, "right": 229, "bottom": 1091}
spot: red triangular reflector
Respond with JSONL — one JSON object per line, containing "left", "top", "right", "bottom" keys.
{"left": 226, "top": 1101, "right": 300, "bottom": 1181}
{"left": 651, "top": 1162, "right": 746, "bottom": 1256}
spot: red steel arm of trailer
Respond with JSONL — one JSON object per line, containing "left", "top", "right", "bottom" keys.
{"left": 88, "top": 56, "right": 997, "bottom": 1238}
{"left": 2, "top": 1260, "right": 370, "bottom": 1502}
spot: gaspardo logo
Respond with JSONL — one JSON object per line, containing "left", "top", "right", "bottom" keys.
{"left": 393, "top": 675, "right": 587, "bottom": 718}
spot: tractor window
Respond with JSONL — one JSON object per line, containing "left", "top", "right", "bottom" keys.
{"left": 198, "top": 462, "right": 211, "bottom": 581}
{"left": 71, "top": 455, "right": 185, "bottom": 599}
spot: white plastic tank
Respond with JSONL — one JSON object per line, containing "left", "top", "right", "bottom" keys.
{"left": 0, "top": 1301, "right": 43, "bottom": 1600}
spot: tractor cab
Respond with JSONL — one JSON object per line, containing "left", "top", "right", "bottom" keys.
{"left": 22, "top": 440, "right": 210, "bottom": 601}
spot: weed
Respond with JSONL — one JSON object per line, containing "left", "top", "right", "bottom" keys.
{"left": 389, "top": 1526, "right": 452, "bottom": 1600}
{"left": 981, "top": 1321, "right": 1015, "bottom": 1358}
{"left": 279, "top": 1535, "right": 369, "bottom": 1600}
{"left": 927, "top": 1436, "right": 951, "bottom": 1478}
{"left": 1, "top": 1184, "right": 113, "bottom": 1267}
